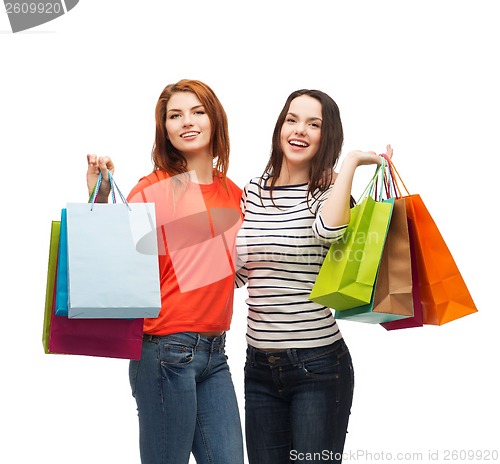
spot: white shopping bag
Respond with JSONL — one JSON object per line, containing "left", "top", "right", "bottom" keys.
{"left": 65, "top": 173, "right": 161, "bottom": 319}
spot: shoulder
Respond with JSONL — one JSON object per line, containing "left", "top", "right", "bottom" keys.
{"left": 310, "top": 184, "right": 333, "bottom": 213}
{"left": 244, "top": 175, "right": 267, "bottom": 191}
{"left": 315, "top": 184, "right": 333, "bottom": 199}
{"left": 136, "top": 170, "right": 170, "bottom": 188}
{"left": 238, "top": 177, "right": 263, "bottom": 204}
{"left": 223, "top": 175, "right": 243, "bottom": 197}
{"left": 127, "top": 170, "right": 169, "bottom": 201}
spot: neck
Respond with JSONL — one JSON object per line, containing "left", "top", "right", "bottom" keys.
{"left": 274, "top": 163, "right": 310, "bottom": 186}
{"left": 186, "top": 155, "right": 214, "bottom": 184}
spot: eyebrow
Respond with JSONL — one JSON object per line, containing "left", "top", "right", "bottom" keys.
{"left": 287, "top": 112, "right": 322, "bottom": 122}
{"left": 167, "top": 105, "right": 205, "bottom": 113}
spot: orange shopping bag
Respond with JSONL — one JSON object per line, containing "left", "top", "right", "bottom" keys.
{"left": 383, "top": 157, "right": 477, "bottom": 325}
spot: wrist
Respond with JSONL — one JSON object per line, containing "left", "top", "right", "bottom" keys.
{"left": 95, "top": 192, "right": 109, "bottom": 204}
{"left": 340, "top": 154, "right": 359, "bottom": 172}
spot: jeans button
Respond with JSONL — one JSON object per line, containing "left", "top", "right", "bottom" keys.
{"left": 268, "top": 355, "right": 280, "bottom": 363}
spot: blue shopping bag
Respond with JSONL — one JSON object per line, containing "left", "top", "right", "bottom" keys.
{"left": 54, "top": 208, "right": 69, "bottom": 316}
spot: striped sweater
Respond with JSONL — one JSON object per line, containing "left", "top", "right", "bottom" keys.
{"left": 236, "top": 176, "right": 348, "bottom": 349}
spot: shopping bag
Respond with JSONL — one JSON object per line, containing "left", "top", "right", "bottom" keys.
{"left": 66, "top": 172, "right": 161, "bottom": 319}
{"left": 48, "top": 304, "right": 145, "bottom": 359}
{"left": 335, "top": 197, "right": 414, "bottom": 323}
{"left": 42, "top": 220, "right": 145, "bottom": 359}
{"left": 42, "top": 221, "right": 60, "bottom": 353}
{"left": 385, "top": 160, "right": 478, "bottom": 325}
{"left": 54, "top": 208, "right": 69, "bottom": 316}
{"left": 381, "top": 218, "right": 424, "bottom": 330}
{"left": 372, "top": 198, "right": 414, "bottom": 319}
{"left": 310, "top": 160, "right": 394, "bottom": 310}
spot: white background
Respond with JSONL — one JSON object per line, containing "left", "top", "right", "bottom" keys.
{"left": 1, "top": 1, "right": 499, "bottom": 463}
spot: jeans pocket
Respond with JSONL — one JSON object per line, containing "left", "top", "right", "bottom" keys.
{"left": 302, "top": 356, "right": 339, "bottom": 379}
{"left": 160, "top": 343, "right": 194, "bottom": 367}
{"left": 302, "top": 352, "right": 341, "bottom": 379}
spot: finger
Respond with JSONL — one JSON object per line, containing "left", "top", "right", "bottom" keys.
{"left": 386, "top": 144, "right": 393, "bottom": 159}
{"left": 87, "top": 153, "right": 98, "bottom": 168}
{"left": 102, "top": 156, "right": 115, "bottom": 174}
{"left": 97, "top": 157, "right": 110, "bottom": 181}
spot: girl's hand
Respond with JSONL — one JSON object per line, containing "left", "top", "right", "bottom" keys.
{"left": 345, "top": 144, "right": 393, "bottom": 167}
{"left": 384, "top": 144, "right": 393, "bottom": 160}
{"left": 86, "top": 154, "right": 115, "bottom": 197}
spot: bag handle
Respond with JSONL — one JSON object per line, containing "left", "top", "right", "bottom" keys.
{"left": 373, "top": 156, "right": 391, "bottom": 201}
{"left": 88, "top": 171, "right": 115, "bottom": 204}
{"left": 89, "top": 171, "right": 131, "bottom": 211}
{"left": 379, "top": 156, "right": 399, "bottom": 199}
{"left": 379, "top": 154, "right": 411, "bottom": 199}
{"left": 358, "top": 156, "right": 387, "bottom": 203}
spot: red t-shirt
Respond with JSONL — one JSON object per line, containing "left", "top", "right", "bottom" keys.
{"left": 127, "top": 170, "right": 243, "bottom": 335}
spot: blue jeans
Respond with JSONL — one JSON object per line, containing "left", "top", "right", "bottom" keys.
{"left": 244, "top": 339, "right": 354, "bottom": 464}
{"left": 129, "top": 332, "right": 244, "bottom": 464}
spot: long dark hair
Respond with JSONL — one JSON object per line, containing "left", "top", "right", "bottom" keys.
{"left": 151, "top": 79, "right": 230, "bottom": 181}
{"left": 263, "top": 89, "right": 344, "bottom": 202}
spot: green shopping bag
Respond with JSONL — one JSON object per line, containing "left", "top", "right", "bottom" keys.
{"left": 309, "top": 160, "right": 394, "bottom": 310}
{"left": 42, "top": 221, "right": 60, "bottom": 353}
{"left": 335, "top": 161, "right": 415, "bottom": 323}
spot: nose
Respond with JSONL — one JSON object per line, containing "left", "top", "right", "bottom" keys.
{"left": 294, "top": 123, "right": 306, "bottom": 135}
{"left": 183, "top": 113, "right": 194, "bottom": 127}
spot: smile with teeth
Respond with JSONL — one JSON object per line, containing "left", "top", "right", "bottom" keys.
{"left": 289, "top": 139, "right": 309, "bottom": 147}
{"left": 181, "top": 131, "right": 200, "bottom": 138}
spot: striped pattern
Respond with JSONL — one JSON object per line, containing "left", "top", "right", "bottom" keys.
{"left": 236, "top": 176, "right": 347, "bottom": 349}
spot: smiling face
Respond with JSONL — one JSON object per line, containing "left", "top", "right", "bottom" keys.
{"left": 165, "top": 91, "right": 212, "bottom": 158}
{"left": 280, "top": 95, "right": 322, "bottom": 172}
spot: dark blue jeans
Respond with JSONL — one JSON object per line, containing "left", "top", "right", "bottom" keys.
{"left": 244, "top": 339, "right": 354, "bottom": 464}
{"left": 129, "top": 332, "right": 244, "bottom": 464}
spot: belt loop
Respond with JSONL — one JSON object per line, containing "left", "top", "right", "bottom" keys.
{"left": 218, "top": 332, "right": 226, "bottom": 351}
{"left": 212, "top": 332, "right": 222, "bottom": 351}
{"left": 248, "top": 345, "right": 257, "bottom": 364}
{"left": 210, "top": 335, "right": 219, "bottom": 352}
{"left": 288, "top": 348, "right": 300, "bottom": 366}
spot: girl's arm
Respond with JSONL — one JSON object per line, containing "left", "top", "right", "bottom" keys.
{"left": 320, "top": 144, "right": 392, "bottom": 227}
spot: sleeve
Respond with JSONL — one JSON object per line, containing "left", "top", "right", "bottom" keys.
{"left": 234, "top": 265, "right": 248, "bottom": 288}
{"left": 312, "top": 186, "right": 348, "bottom": 244}
{"left": 224, "top": 176, "right": 244, "bottom": 211}
{"left": 239, "top": 182, "right": 249, "bottom": 216}
{"left": 234, "top": 182, "right": 250, "bottom": 288}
